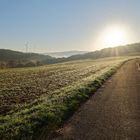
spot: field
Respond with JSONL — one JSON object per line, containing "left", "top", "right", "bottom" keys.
{"left": 0, "top": 57, "right": 135, "bottom": 139}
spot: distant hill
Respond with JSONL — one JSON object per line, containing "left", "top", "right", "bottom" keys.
{"left": 65, "top": 43, "right": 140, "bottom": 61}
{"left": 0, "top": 43, "right": 140, "bottom": 68}
{"left": 43, "top": 50, "right": 88, "bottom": 58}
{"left": 0, "top": 49, "right": 53, "bottom": 61}
{"left": 0, "top": 49, "right": 56, "bottom": 68}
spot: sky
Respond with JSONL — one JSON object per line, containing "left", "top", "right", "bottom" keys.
{"left": 0, "top": 0, "right": 140, "bottom": 53}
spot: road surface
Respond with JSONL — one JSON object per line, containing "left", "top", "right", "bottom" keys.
{"left": 50, "top": 59, "right": 140, "bottom": 140}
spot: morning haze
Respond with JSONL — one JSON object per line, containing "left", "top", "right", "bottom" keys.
{"left": 0, "top": 1, "right": 140, "bottom": 140}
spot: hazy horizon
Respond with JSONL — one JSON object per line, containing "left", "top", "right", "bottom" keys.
{"left": 0, "top": 0, "right": 140, "bottom": 53}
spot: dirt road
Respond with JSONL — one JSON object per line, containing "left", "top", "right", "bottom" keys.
{"left": 51, "top": 59, "right": 140, "bottom": 140}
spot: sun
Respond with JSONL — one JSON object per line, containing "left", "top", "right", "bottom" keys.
{"left": 102, "top": 25, "right": 128, "bottom": 47}
{"left": 93, "top": 24, "right": 134, "bottom": 50}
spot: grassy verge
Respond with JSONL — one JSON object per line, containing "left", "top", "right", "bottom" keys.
{"left": 0, "top": 59, "right": 129, "bottom": 140}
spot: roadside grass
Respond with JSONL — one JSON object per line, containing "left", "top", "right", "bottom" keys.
{"left": 0, "top": 58, "right": 133, "bottom": 140}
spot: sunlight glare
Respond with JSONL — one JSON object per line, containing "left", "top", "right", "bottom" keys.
{"left": 93, "top": 24, "right": 132, "bottom": 50}
{"left": 102, "top": 25, "right": 128, "bottom": 47}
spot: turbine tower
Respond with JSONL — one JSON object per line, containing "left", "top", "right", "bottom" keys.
{"left": 25, "top": 41, "right": 29, "bottom": 53}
